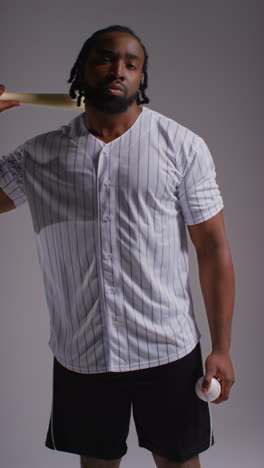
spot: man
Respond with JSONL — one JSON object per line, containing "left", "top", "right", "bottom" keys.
{"left": 0, "top": 25, "right": 235, "bottom": 468}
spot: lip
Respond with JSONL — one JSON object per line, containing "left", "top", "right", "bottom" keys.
{"left": 105, "top": 82, "right": 124, "bottom": 91}
{"left": 103, "top": 82, "right": 125, "bottom": 95}
{"left": 104, "top": 88, "right": 124, "bottom": 95}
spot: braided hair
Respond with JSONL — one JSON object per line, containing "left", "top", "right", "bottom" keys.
{"left": 68, "top": 25, "right": 150, "bottom": 107}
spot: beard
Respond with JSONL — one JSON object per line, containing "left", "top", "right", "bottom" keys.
{"left": 82, "top": 84, "right": 139, "bottom": 114}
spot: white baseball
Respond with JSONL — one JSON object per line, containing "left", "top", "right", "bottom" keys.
{"left": 195, "top": 376, "right": 221, "bottom": 402}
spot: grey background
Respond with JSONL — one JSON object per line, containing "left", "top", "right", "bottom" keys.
{"left": 0, "top": 0, "right": 262, "bottom": 467}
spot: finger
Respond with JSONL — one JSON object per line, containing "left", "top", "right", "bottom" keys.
{"left": 0, "top": 87, "right": 20, "bottom": 110}
{"left": 212, "top": 389, "right": 228, "bottom": 404}
{"left": 220, "top": 376, "right": 234, "bottom": 400}
{"left": 202, "top": 368, "right": 216, "bottom": 393}
{"left": 0, "top": 101, "right": 20, "bottom": 112}
{"left": 212, "top": 376, "right": 234, "bottom": 404}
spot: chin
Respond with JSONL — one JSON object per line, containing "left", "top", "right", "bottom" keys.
{"left": 86, "top": 98, "right": 136, "bottom": 114}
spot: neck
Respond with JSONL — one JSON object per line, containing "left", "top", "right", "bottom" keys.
{"left": 83, "top": 103, "right": 142, "bottom": 139}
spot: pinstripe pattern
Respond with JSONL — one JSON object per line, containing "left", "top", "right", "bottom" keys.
{"left": 0, "top": 106, "right": 224, "bottom": 373}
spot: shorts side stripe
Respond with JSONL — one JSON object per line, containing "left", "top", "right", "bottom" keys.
{"left": 208, "top": 403, "right": 214, "bottom": 445}
{"left": 50, "top": 395, "right": 57, "bottom": 449}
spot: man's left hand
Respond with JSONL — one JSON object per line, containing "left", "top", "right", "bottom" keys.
{"left": 202, "top": 351, "right": 235, "bottom": 404}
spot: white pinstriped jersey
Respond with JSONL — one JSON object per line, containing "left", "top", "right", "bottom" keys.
{"left": 0, "top": 106, "right": 224, "bottom": 373}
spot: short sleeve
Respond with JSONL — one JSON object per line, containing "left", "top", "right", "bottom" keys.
{"left": 177, "top": 137, "right": 224, "bottom": 225}
{"left": 0, "top": 144, "right": 27, "bottom": 207}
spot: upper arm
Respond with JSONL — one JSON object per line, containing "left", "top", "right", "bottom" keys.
{"left": 0, "top": 186, "right": 16, "bottom": 214}
{"left": 187, "top": 209, "right": 228, "bottom": 252}
{"left": 178, "top": 137, "right": 224, "bottom": 227}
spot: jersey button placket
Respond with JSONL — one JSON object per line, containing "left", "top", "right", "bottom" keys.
{"left": 100, "top": 147, "right": 120, "bottom": 335}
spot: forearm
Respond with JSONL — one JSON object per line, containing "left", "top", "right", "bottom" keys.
{"left": 196, "top": 241, "right": 235, "bottom": 353}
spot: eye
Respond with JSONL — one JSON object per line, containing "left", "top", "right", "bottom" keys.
{"left": 127, "top": 63, "right": 136, "bottom": 69}
{"left": 93, "top": 57, "right": 111, "bottom": 65}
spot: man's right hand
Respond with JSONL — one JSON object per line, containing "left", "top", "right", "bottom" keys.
{"left": 0, "top": 84, "right": 20, "bottom": 112}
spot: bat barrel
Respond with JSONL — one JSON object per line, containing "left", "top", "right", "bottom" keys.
{"left": 0, "top": 92, "right": 85, "bottom": 109}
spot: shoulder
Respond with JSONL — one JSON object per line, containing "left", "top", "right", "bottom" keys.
{"left": 24, "top": 113, "right": 84, "bottom": 149}
{"left": 143, "top": 106, "right": 204, "bottom": 156}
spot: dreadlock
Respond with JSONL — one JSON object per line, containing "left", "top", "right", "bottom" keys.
{"left": 68, "top": 25, "right": 150, "bottom": 107}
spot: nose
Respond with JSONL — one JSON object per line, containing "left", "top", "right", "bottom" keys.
{"left": 109, "top": 60, "right": 125, "bottom": 79}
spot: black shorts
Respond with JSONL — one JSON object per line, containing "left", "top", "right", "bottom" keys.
{"left": 45, "top": 342, "right": 214, "bottom": 463}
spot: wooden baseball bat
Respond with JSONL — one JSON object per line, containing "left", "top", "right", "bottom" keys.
{"left": 0, "top": 92, "right": 85, "bottom": 109}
